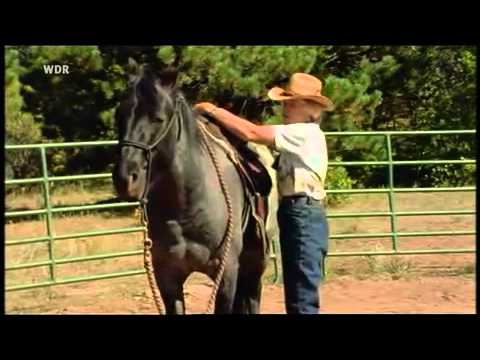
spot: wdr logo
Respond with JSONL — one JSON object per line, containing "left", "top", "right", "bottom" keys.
{"left": 43, "top": 64, "right": 70, "bottom": 74}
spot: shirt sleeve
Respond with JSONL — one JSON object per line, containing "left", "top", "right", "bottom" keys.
{"left": 273, "top": 124, "right": 309, "bottom": 155}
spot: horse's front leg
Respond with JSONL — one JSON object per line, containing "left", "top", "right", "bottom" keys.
{"left": 213, "top": 258, "right": 239, "bottom": 314}
{"left": 152, "top": 261, "right": 188, "bottom": 315}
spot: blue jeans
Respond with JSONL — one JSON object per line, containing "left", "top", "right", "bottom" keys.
{"left": 277, "top": 196, "right": 329, "bottom": 314}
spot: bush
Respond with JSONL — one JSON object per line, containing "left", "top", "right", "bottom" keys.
{"left": 5, "top": 46, "right": 43, "bottom": 181}
{"left": 325, "top": 157, "right": 354, "bottom": 207}
{"left": 5, "top": 111, "right": 42, "bottom": 180}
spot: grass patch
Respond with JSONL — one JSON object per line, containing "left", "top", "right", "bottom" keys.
{"left": 452, "top": 263, "right": 476, "bottom": 277}
{"left": 366, "top": 255, "right": 413, "bottom": 279}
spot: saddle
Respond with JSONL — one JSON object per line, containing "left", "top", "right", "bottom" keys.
{"left": 198, "top": 115, "right": 273, "bottom": 256}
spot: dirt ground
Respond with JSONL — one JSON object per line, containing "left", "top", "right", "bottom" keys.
{"left": 5, "top": 268, "right": 475, "bottom": 314}
{"left": 5, "top": 190, "right": 476, "bottom": 315}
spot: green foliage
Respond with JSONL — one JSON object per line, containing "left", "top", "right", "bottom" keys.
{"left": 5, "top": 112, "right": 43, "bottom": 180}
{"left": 179, "top": 46, "right": 323, "bottom": 120}
{"left": 322, "top": 53, "right": 392, "bottom": 187}
{"left": 157, "top": 46, "right": 176, "bottom": 64}
{"left": 5, "top": 47, "right": 42, "bottom": 180}
{"left": 370, "top": 46, "right": 476, "bottom": 186}
{"left": 14, "top": 46, "right": 119, "bottom": 175}
{"left": 322, "top": 46, "right": 476, "bottom": 187}
{"left": 324, "top": 157, "right": 355, "bottom": 207}
{"left": 4, "top": 45, "right": 476, "bottom": 188}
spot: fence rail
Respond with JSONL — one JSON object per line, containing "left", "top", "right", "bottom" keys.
{"left": 5, "top": 130, "right": 476, "bottom": 291}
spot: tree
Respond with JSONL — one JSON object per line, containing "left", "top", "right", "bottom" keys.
{"left": 6, "top": 45, "right": 475, "bottom": 187}
{"left": 5, "top": 47, "right": 42, "bottom": 180}
{"left": 370, "top": 46, "right": 476, "bottom": 186}
{"left": 320, "top": 47, "right": 399, "bottom": 187}
{"left": 17, "top": 46, "right": 117, "bottom": 175}
{"left": 177, "top": 46, "right": 326, "bottom": 119}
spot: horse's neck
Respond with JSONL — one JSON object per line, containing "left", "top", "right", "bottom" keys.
{"left": 149, "top": 114, "right": 207, "bottom": 216}
{"left": 177, "top": 115, "right": 212, "bottom": 197}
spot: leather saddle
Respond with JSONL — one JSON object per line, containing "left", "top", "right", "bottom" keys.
{"left": 198, "top": 114, "right": 273, "bottom": 255}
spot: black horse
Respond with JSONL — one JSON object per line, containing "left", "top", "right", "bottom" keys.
{"left": 112, "top": 60, "right": 269, "bottom": 314}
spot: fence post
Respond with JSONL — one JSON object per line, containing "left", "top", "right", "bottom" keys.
{"left": 40, "top": 147, "right": 56, "bottom": 282}
{"left": 385, "top": 134, "right": 399, "bottom": 252}
{"left": 270, "top": 238, "right": 281, "bottom": 284}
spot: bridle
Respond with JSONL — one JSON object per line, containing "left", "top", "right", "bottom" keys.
{"left": 119, "top": 93, "right": 184, "bottom": 206}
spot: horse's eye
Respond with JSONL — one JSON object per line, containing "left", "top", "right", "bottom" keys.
{"left": 155, "top": 116, "right": 165, "bottom": 123}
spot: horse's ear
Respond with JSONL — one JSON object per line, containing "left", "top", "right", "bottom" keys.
{"left": 128, "top": 57, "right": 137, "bottom": 67}
{"left": 126, "top": 57, "right": 142, "bottom": 81}
{"left": 157, "top": 46, "right": 181, "bottom": 87}
{"left": 126, "top": 57, "right": 139, "bottom": 73}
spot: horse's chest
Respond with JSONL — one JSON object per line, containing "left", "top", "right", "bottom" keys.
{"left": 154, "top": 220, "right": 187, "bottom": 258}
{"left": 152, "top": 218, "right": 212, "bottom": 270}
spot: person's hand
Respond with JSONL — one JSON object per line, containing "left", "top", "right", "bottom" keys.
{"left": 194, "top": 102, "right": 218, "bottom": 116}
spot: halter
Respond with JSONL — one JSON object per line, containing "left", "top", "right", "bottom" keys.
{"left": 119, "top": 93, "right": 185, "bottom": 207}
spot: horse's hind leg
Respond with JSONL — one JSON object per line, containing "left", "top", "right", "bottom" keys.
{"left": 233, "top": 223, "right": 268, "bottom": 314}
{"left": 232, "top": 256, "right": 266, "bottom": 314}
{"left": 213, "top": 260, "right": 239, "bottom": 314}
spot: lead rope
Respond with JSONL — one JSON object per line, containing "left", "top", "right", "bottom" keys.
{"left": 198, "top": 122, "right": 235, "bottom": 314}
{"left": 140, "top": 203, "right": 166, "bottom": 315}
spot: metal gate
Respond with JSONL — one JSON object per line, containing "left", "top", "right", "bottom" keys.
{"left": 5, "top": 130, "right": 476, "bottom": 291}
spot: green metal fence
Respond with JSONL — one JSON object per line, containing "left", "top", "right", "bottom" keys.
{"left": 324, "top": 130, "right": 476, "bottom": 258}
{"left": 5, "top": 130, "right": 476, "bottom": 291}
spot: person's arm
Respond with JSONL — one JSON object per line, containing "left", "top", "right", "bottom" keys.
{"left": 195, "top": 102, "right": 275, "bottom": 146}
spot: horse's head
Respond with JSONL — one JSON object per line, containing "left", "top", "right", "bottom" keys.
{"left": 113, "top": 58, "right": 181, "bottom": 201}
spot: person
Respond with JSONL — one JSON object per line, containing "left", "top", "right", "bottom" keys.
{"left": 194, "top": 73, "right": 333, "bottom": 314}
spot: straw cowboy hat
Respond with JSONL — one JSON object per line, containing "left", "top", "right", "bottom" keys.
{"left": 267, "top": 73, "right": 334, "bottom": 111}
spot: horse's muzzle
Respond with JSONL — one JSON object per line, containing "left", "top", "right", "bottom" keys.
{"left": 112, "top": 163, "right": 146, "bottom": 201}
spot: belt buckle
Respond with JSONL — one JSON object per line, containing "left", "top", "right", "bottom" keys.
{"left": 307, "top": 197, "right": 323, "bottom": 206}
{"left": 286, "top": 196, "right": 301, "bottom": 205}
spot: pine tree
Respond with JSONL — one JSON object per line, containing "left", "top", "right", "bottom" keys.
{"left": 6, "top": 45, "right": 475, "bottom": 187}
{"left": 5, "top": 47, "right": 42, "bottom": 179}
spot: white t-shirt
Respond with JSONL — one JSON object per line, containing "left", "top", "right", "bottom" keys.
{"left": 273, "top": 123, "right": 328, "bottom": 200}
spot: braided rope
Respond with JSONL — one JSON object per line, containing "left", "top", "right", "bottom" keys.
{"left": 197, "top": 122, "right": 238, "bottom": 165}
{"left": 198, "top": 123, "right": 235, "bottom": 314}
{"left": 141, "top": 208, "right": 166, "bottom": 315}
